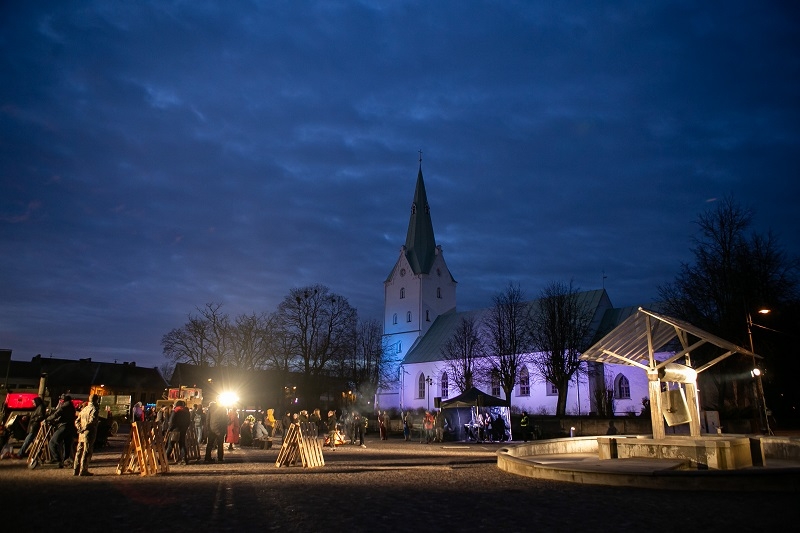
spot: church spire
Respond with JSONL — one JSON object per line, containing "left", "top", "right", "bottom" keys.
{"left": 404, "top": 162, "right": 437, "bottom": 275}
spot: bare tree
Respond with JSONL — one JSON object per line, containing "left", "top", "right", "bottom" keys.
{"left": 529, "top": 280, "right": 594, "bottom": 417}
{"left": 339, "top": 318, "right": 386, "bottom": 403}
{"left": 482, "top": 283, "right": 531, "bottom": 409}
{"left": 658, "top": 196, "right": 799, "bottom": 412}
{"left": 275, "top": 284, "right": 358, "bottom": 400}
{"left": 162, "top": 306, "right": 216, "bottom": 366}
{"left": 229, "top": 312, "right": 274, "bottom": 370}
{"left": 197, "top": 302, "right": 233, "bottom": 366}
{"left": 440, "top": 314, "right": 484, "bottom": 393}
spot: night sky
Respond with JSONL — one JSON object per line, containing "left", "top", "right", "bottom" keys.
{"left": 2, "top": 2, "right": 798, "bottom": 369}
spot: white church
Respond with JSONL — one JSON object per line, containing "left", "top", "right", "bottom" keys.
{"left": 376, "top": 164, "right": 656, "bottom": 416}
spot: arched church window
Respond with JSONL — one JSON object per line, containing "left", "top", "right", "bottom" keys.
{"left": 406, "top": 311, "right": 412, "bottom": 322}
{"left": 519, "top": 367, "right": 530, "bottom": 396}
{"left": 397, "top": 342, "right": 402, "bottom": 354}
{"left": 441, "top": 372, "right": 449, "bottom": 399}
{"left": 615, "top": 374, "right": 631, "bottom": 399}
{"left": 393, "top": 313, "right": 397, "bottom": 325}
{"left": 418, "top": 373, "right": 426, "bottom": 399}
{"left": 437, "top": 287, "right": 441, "bottom": 298}
{"left": 400, "top": 287, "right": 405, "bottom": 299}
{"left": 425, "top": 310, "right": 430, "bottom": 321}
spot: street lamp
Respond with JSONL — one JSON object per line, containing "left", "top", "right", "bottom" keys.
{"left": 747, "top": 309, "right": 772, "bottom": 435}
{"left": 425, "top": 376, "right": 433, "bottom": 410}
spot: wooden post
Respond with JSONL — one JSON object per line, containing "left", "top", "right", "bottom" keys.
{"left": 648, "top": 372, "right": 665, "bottom": 439}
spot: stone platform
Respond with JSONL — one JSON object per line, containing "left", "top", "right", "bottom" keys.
{"left": 497, "top": 435, "right": 800, "bottom": 491}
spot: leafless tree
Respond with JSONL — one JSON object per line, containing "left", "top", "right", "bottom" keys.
{"left": 482, "top": 283, "right": 532, "bottom": 409}
{"left": 529, "top": 280, "right": 595, "bottom": 417}
{"left": 440, "top": 314, "right": 484, "bottom": 393}
{"left": 658, "top": 196, "right": 799, "bottom": 412}
{"left": 161, "top": 305, "right": 220, "bottom": 366}
{"left": 229, "top": 312, "right": 274, "bottom": 370}
{"left": 336, "top": 318, "right": 387, "bottom": 403}
{"left": 275, "top": 284, "right": 357, "bottom": 398}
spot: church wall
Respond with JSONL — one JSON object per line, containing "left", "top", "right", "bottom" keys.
{"left": 396, "top": 360, "right": 650, "bottom": 418}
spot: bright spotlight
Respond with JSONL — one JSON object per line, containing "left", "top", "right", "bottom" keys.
{"left": 218, "top": 391, "right": 239, "bottom": 407}
{"left": 751, "top": 368, "right": 762, "bottom": 378}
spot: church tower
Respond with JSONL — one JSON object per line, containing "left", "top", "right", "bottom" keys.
{"left": 379, "top": 162, "right": 457, "bottom": 407}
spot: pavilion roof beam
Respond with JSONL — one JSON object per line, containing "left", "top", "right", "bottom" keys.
{"left": 601, "top": 350, "right": 651, "bottom": 371}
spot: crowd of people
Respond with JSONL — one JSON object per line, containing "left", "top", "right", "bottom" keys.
{"left": 0, "top": 393, "right": 110, "bottom": 476}
{"left": 2, "top": 397, "right": 514, "bottom": 475}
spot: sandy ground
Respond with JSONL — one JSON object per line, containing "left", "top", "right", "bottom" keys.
{"left": 1, "top": 430, "right": 795, "bottom": 532}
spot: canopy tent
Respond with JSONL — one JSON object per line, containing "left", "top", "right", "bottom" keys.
{"left": 581, "top": 307, "right": 760, "bottom": 438}
{"left": 440, "top": 387, "right": 510, "bottom": 409}
{"left": 440, "top": 387, "right": 511, "bottom": 442}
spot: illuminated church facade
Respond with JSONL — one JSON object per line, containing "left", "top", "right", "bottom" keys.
{"left": 376, "top": 164, "right": 652, "bottom": 416}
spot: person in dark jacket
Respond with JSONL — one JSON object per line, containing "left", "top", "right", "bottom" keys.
{"left": 204, "top": 402, "right": 229, "bottom": 463}
{"left": 47, "top": 395, "right": 76, "bottom": 468}
{"left": 165, "top": 400, "right": 192, "bottom": 465}
{"left": 18, "top": 396, "right": 46, "bottom": 458}
{"left": 326, "top": 410, "right": 338, "bottom": 450}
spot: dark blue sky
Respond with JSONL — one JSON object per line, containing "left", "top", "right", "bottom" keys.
{"left": 2, "top": 1, "right": 798, "bottom": 369}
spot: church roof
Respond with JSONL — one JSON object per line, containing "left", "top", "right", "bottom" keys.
{"left": 401, "top": 289, "right": 611, "bottom": 365}
{"left": 403, "top": 166, "right": 437, "bottom": 275}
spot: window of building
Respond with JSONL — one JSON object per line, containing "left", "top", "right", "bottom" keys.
{"left": 400, "top": 287, "right": 405, "bottom": 299}
{"left": 519, "top": 367, "right": 530, "bottom": 396}
{"left": 441, "top": 372, "right": 449, "bottom": 399}
{"left": 393, "top": 313, "right": 398, "bottom": 325}
{"left": 491, "top": 372, "right": 501, "bottom": 397}
{"left": 425, "top": 310, "right": 430, "bottom": 321}
{"left": 418, "top": 373, "right": 426, "bottom": 399}
{"left": 546, "top": 382, "right": 558, "bottom": 396}
{"left": 615, "top": 374, "right": 631, "bottom": 399}
{"left": 437, "top": 287, "right": 442, "bottom": 298}
{"left": 406, "top": 311, "right": 412, "bottom": 322}
{"left": 396, "top": 342, "right": 402, "bottom": 354}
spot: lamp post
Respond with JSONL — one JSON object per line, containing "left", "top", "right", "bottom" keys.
{"left": 426, "top": 376, "right": 433, "bottom": 410}
{"left": 747, "top": 309, "right": 772, "bottom": 435}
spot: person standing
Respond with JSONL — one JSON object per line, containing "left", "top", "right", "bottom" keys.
{"left": 265, "top": 408, "right": 276, "bottom": 438}
{"left": 18, "top": 396, "right": 45, "bottom": 458}
{"left": 204, "top": 402, "right": 228, "bottom": 464}
{"left": 402, "top": 412, "right": 411, "bottom": 441}
{"left": 434, "top": 410, "right": 445, "bottom": 443}
{"left": 351, "top": 411, "right": 365, "bottom": 447}
{"left": 73, "top": 394, "right": 100, "bottom": 476}
{"left": 131, "top": 402, "right": 145, "bottom": 423}
{"left": 226, "top": 409, "right": 240, "bottom": 450}
{"left": 47, "top": 395, "right": 76, "bottom": 468}
{"left": 325, "top": 410, "right": 338, "bottom": 450}
{"left": 165, "top": 400, "right": 191, "bottom": 465}
{"left": 520, "top": 412, "right": 530, "bottom": 442}
{"left": 423, "top": 410, "right": 435, "bottom": 444}
{"left": 192, "top": 404, "right": 205, "bottom": 444}
{"left": 378, "top": 411, "right": 388, "bottom": 440}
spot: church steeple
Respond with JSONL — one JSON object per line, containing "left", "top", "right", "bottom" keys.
{"left": 379, "top": 159, "right": 457, "bottom": 410}
{"left": 404, "top": 164, "right": 437, "bottom": 275}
